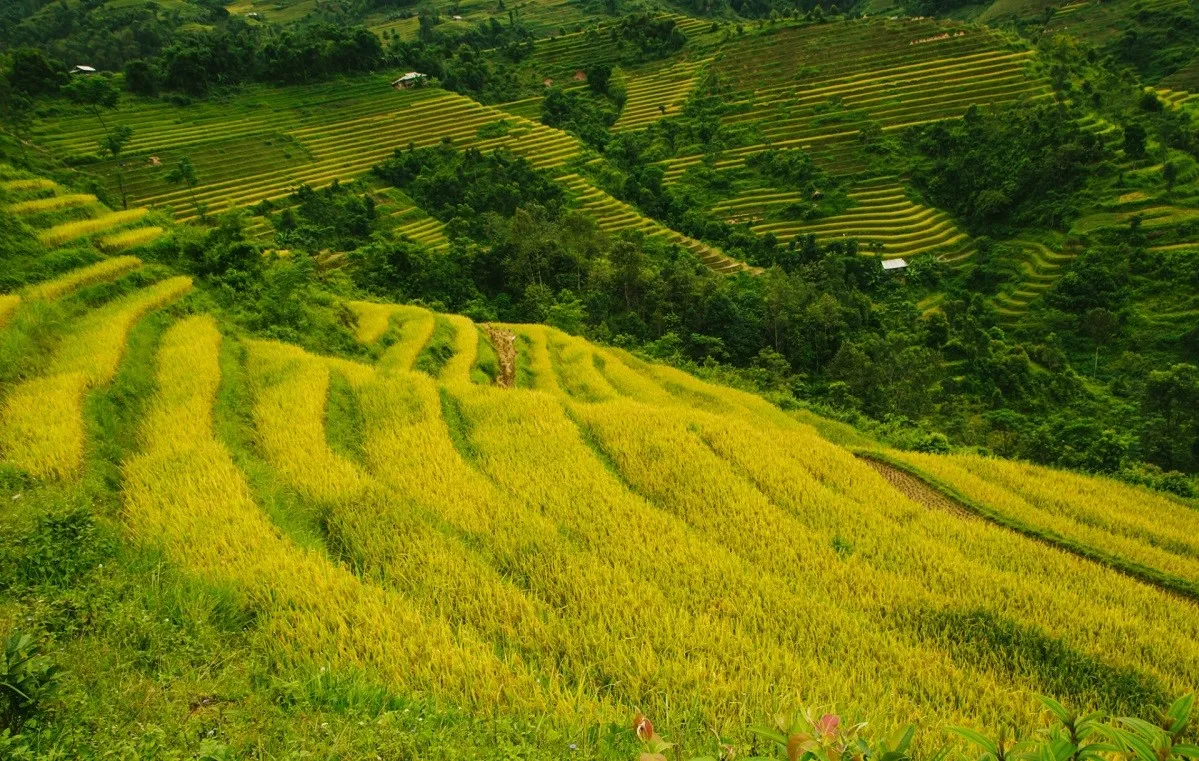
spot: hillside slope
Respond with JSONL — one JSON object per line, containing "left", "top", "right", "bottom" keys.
{"left": 3, "top": 163, "right": 1199, "bottom": 756}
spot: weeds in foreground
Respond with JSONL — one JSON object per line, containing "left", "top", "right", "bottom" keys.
{"left": 638, "top": 694, "right": 1199, "bottom": 761}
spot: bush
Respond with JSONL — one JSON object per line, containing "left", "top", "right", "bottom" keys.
{"left": 0, "top": 630, "right": 61, "bottom": 733}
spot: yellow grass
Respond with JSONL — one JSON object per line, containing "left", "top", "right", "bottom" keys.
{"left": 377, "top": 305, "right": 435, "bottom": 372}
{"left": 97, "top": 226, "right": 165, "bottom": 252}
{"left": 355, "top": 369, "right": 809, "bottom": 725}
{"left": 23, "top": 256, "right": 141, "bottom": 301}
{"left": 0, "top": 178, "right": 57, "bottom": 193}
{"left": 129, "top": 325, "right": 549, "bottom": 715}
{"left": 11, "top": 286, "right": 1196, "bottom": 736}
{"left": 345, "top": 300, "right": 399, "bottom": 344}
{"left": 242, "top": 340, "right": 614, "bottom": 722}
{"left": 438, "top": 314, "right": 479, "bottom": 384}
{"left": 5, "top": 193, "right": 97, "bottom": 214}
{"left": 0, "top": 295, "right": 19, "bottom": 328}
{"left": 889, "top": 451, "right": 1199, "bottom": 585}
{"left": 544, "top": 328, "right": 618, "bottom": 402}
{"left": 37, "top": 208, "right": 149, "bottom": 247}
{"left": 0, "top": 276, "right": 192, "bottom": 478}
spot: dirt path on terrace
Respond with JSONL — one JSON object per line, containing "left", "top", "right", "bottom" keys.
{"left": 859, "top": 456, "right": 974, "bottom": 520}
{"left": 485, "top": 325, "right": 516, "bottom": 388}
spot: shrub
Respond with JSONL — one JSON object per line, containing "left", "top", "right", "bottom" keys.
{"left": 0, "top": 630, "right": 61, "bottom": 733}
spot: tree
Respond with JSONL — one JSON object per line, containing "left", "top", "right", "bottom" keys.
{"left": 585, "top": 63, "right": 612, "bottom": 95}
{"left": 1123, "top": 122, "right": 1147, "bottom": 158}
{"left": 100, "top": 125, "right": 134, "bottom": 210}
{"left": 0, "top": 79, "right": 35, "bottom": 158}
{"left": 1163, "top": 160, "right": 1179, "bottom": 194}
{"left": 8, "top": 48, "right": 66, "bottom": 96}
{"left": 124, "top": 60, "right": 159, "bottom": 96}
{"left": 165, "top": 157, "right": 204, "bottom": 220}
{"left": 62, "top": 75, "right": 120, "bottom": 137}
{"left": 1081, "top": 307, "right": 1120, "bottom": 375}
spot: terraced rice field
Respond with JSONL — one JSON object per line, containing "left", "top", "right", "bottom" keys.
{"left": 374, "top": 188, "right": 452, "bottom": 252}
{"left": 530, "top": 14, "right": 718, "bottom": 78}
{"left": 9, "top": 270, "right": 1199, "bottom": 741}
{"left": 613, "top": 58, "right": 708, "bottom": 131}
{"left": 557, "top": 173, "right": 753, "bottom": 273}
{"left": 662, "top": 18, "right": 1049, "bottom": 180}
{"left": 33, "top": 81, "right": 583, "bottom": 222}
{"left": 991, "top": 240, "right": 1078, "bottom": 319}
{"left": 1047, "top": 0, "right": 1188, "bottom": 46}
{"left": 711, "top": 177, "right": 970, "bottom": 260}
{"left": 1, "top": 177, "right": 166, "bottom": 252}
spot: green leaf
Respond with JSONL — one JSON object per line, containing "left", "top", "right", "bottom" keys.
{"left": 888, "top": 725, "right": 915, "bottom": 754}
{"left": 950, "top": 727, "right": 998, "bottom": 757}
{"left": 1173, "top": 745, "right": 1199, "bottom": 759}
{"left": 1121, "top": 717, "right": 1166, "bottom": 742}
{"left": 1107, "top": 726, "right": 1159, "bottom": 761}
{"left": 748, "top": 725, "right": 788, "bottom": 747}
{"left": 1036, "top": 696, "right": 1073, "bottom": 725}
{"left": 1167, "top": 695, "right": 1194, "bottom": 735}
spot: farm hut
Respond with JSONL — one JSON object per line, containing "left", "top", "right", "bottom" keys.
{"left": 543, "top": 78, "right": 554, "bottom": 87}
{"left": 572, "top": 70, "right": 586, "bottom": 82}
{"left": 71, "top": 65, "right": 97, "bottom": 75}
{"left": 882, "top": 258, "right": 908, "bottom": 272}
{"left": 392, "top": 72, "right": 427, "bottom": 90}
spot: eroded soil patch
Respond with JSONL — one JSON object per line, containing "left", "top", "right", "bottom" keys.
{"left": 860, "top": 456, "right": 974, "bottom": 519}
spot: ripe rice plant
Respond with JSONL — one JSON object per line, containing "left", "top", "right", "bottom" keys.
{"left": 37, "top": 209, "right": 149, "bottom": 247}
{"left": 0, "top": 276, "right": 192, "bottom": 478}
{"left": 505, "top": 324, "right": 559, "bottom": 393}
{"left": 243, "top": 341, "right": 622, "bottom": 722}
{"left": 5, "top": 194, "right": 97, "bottom": 215}
{"left": 543, "top": 328, "right": 618, "bottom": 402}
{"left": 96, "top": 226, "right": 165, "bottom": 253}
{"left": 885, "top": 450, "right": 1199, "bottom": 590}
{"left": 126, "top": 318, "right": 550, "bottom": 714}
{"left": 354, "top": 369, "right": 822, "bottom": 728}
{"left": 0, "top": 178, "right": 57, "bottom": 194}
{"left": 345, "top": 300, "right": 399, "bottom": 344}
{"left": 568, "top": 397, "right": 1199, "bottom": 707}
{"left": 378, "top": 305, "right": 435, "bottom": 372}
{"left": 439, "top": 314, "right": 479, "bottom": 384}
{"left": 0, "top": 295, "right": 19, "bottom": 328}
{"left": 22, "top": 256, "right": 141, "bottom": 302}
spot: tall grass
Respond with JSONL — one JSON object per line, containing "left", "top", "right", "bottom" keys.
{"left": 5, "top": 194, "right": 97, "bottom": 215}
{"left": 345, "top": 300, "right": 398, "bottom": 344}
{"left": 97, "top": 226, "right": 164, "bottom": 253}
{"left": 38, "top": 209, "right": 148, "bottom": 247}
{"left": 377, "top": 305, "right": 435, "bottom": 373}
{"left": 0, "top": 295, "right": 19, "bottom": 328}
{"left": 23, "top": 256, "right": 141, "bottom": 302}
{"left": 126, "top": 327, "right": 549, "bottom": 714}
{"left": 0, "top": 276, "right": 192, "bottom": 478}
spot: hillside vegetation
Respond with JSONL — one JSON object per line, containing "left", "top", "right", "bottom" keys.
{"left": 4, "top": 0, "right": 1199, "bottom": 755}
{"left": 2, "top": 161, "right": 1199, "bottom": 758}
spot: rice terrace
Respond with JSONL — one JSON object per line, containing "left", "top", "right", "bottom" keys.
{"left": 3, "top": 0, "right": 1199, "bottom": 757}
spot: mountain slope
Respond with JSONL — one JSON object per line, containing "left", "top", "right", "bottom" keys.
{"left": 3, "top": 160, "right": 1199, "bottom": 755}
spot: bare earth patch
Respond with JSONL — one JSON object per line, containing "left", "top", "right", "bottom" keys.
{"left": 485, "top": 325, "right": 517, "bottom": 388}
{"left": 859, "top": 456, "right": 974, "bottom": 519}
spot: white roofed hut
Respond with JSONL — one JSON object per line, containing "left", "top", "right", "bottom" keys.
{"left": 881, "top": 258, "right": 908, "bottom": 271}
{"left": 392, "top": 72, "right": 427, "bottom": 90}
